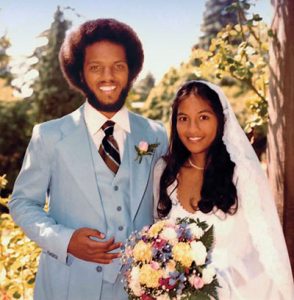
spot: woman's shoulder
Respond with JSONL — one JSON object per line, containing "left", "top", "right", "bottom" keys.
{"left": 154, "top": 157, "right": 167, "bottom": 179}
{"left": 155, "top": 157, "right": 166, "bottom": 168}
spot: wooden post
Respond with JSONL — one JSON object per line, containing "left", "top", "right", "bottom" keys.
{"left": 268, "top": 0, "right": 294, "bottom": 274}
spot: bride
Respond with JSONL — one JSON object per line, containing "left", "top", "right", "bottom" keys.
{"left": 153, "top": 80, "right": 294, "bottom": 299}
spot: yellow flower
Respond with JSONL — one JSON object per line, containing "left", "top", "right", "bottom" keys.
{"left": 133, "top": 240, "right": 152, "bottom": 262}
{"left": 172, "top": 242, "right": 193, "bottom": 268}
{"left": 0, "top": 174, "right": 8, "bottom": 189}
{"left": 148, "top": 220, "right": 166, "bottom": 238}
{"left": 139, "top": 264, "right": 163, "bottom": 288}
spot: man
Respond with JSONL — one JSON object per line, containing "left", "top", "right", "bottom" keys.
{"left": 9, "top": 18, "right": 168, "bottom": 300}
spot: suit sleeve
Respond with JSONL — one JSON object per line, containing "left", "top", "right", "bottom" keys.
{"left": 8, "top": 124, "right": 74, "bottom": 265}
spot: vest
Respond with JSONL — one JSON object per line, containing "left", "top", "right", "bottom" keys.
{"left": 90, "top": 133, "right": 132, "bottom": 283}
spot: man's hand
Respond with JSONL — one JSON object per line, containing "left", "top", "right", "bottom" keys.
{"left": 67, "top": 228, "right": 122, "bottom": 264}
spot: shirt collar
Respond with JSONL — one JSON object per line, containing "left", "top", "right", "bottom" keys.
{"left": 84, "top": 100, "right": 131, "bottom": 135}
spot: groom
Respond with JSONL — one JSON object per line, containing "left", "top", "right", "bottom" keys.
{"left": 9, "top": 18, "right": 168, "bottom": 300}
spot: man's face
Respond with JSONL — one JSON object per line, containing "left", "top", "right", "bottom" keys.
{"left": 83, "top": 40, "right": 129, "bottom": 117}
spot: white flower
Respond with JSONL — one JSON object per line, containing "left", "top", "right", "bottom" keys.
{"left": 130, "top": 266, "right": 140, "bottom": 281}
{"left": 129, "top": 280, "right": 143, "bottom": 297}
{"left": 187, "top": 223, "right": 204, "bottom": 239}
{"left": 190, "top": 241, "right": 207, "bottom": 266}
{"left": 159, "top": 227, "right": 178, "bottom": 245}
{"left": 129, "top": 266, "right": 142, "bottom": 296}
{"left": 202, "top": 265, "right": 216, "bottom": 284}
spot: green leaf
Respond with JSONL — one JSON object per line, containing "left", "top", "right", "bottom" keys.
{"left": 253, "top": 14, "right": 263, "bottom": 22}
{"left": 196, "top": 218, "right": 209, "bottom": 230}
{"left": 268, "top": 29, "right": 274, "bottom": 38}
{"left": 13, "top": 291, "right": 21, "bottom": 299}
{"left": 190, "top": 291, "right": 210, "bottom": 300}
{"left": 27, "top": 277, "right": 35, "bottom": 285}
{"left": 200, "top": 225, "right": 214, "bottom": 249}
{"left": 200, "top": 278, "right": 221, "bottom": 300}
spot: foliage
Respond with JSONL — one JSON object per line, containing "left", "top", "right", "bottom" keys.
{"left": 0, "top": 100, "right": 34, "bottom": 191}
{"left": 198, "top": 0, "right": 240, "bottom": 49}
{"left": 29, "top": 6, "right": 83, "bottom": 123}
{"left": 126, "top": 73, "right": 155, "bottom": 113}
{"left": 0, "top": 176, "right": 40, "bottom": 300}
{"left": 0, "top": 33, "right": 12, "bottom": 83}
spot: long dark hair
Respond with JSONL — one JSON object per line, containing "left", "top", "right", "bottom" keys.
{"left": 158, "top": 81, "right": 237, "bottom": 218}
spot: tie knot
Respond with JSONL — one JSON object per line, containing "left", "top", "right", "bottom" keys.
{"left": 101, "top": 120, "right": 115, "bottom": 136}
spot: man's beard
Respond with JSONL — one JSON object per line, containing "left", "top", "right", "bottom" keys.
{"left": 84, "top": 83, "right": 131, "bottom": 113}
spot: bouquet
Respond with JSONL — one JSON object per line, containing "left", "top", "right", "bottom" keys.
{"left": 121, "top": 218, "right": 220, "bottom": 300}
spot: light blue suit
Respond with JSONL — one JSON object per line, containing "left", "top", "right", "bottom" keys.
{"left": 9, "top": 105, "right": 168, "bottom": 300}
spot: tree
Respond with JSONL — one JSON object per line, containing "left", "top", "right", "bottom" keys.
{"left": 133, "top": 72, "right": 155, "bottom": 100}
{"left": 0, "top": 31, "right": 15, "bottom": 100}
{"left": 267, "top": 0, "right": 294, "bottom": 273}
{"left": 0, "top": 33, "right": 12, "bottom": 83}
{"left": 126, "top": 72, "right": 155, "bottom": 113}
{"left": 29, "top": 6, "right": 83, "bottom": 123}
{"left": 198, "top": 0, "right": 240, "bottom": 49}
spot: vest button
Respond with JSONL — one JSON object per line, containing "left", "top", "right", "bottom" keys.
{"left": 96, "top": 266, "right": 103, "bottom": 272}
{"left": 114, "top": 185, "right": 119, "bottom": 191}
{"left": 118, "top": 226, "right": 124, "bottom": 231}
{"left": 117, "top": 206, "right": 122, "bottom": 211}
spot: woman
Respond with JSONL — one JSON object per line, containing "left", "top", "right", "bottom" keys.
{"left": 153, "top": 80, "right": 294, "bottom": 299}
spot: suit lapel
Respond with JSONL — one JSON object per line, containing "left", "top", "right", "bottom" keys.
{"left": 128, "top": 114, "right": 157, "bottom": 220}
{"left": 58, "top": 106, "right": 104, "bottom": 217}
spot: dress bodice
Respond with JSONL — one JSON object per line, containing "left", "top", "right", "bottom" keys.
{"left": 167, "top": 180, "right": 236, "bottom": 255}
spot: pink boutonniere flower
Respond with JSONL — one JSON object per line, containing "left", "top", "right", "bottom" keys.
{"left": 135, "top": 141, "right": 160, "bottom": 163}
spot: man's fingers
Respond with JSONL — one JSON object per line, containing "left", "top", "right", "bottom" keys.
{"left": 84, "top": 228, "right": 105, "bottom": 239}
{"left": 107, "top": 242, "right": 122, "bottom": 252}
{"left": 93, "top": 252, "right": 121, "bottom": 263}
{"left": 88, "top": 236, "right": 115, "bottom": 249}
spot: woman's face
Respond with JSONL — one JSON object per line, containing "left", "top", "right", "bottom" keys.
{"left": 176, "top": 93, "right": 218, "bottom": 157}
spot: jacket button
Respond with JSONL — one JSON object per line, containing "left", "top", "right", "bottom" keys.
{"left": 96, "top": 266, "right": 103, "bottom": 272}
{"left": 118, "top": 226, "right": 124, "bottom": 231}
{"left": 117, "top": 206, "right": 122, "bottom": 211}
{"left": 114, "top": 185, "right": 119, "bottom": 191}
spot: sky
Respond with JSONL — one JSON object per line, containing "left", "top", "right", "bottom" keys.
{"left": 0, "top": 0, "right": 273, "bottom": 86}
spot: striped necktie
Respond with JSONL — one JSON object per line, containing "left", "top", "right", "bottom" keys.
{"left": 99, "top": 121, "right": 121, "bottom": 174}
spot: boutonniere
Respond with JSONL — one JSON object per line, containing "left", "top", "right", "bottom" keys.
{"left": 134, "top": 141, "right": 160, "bottom": 163}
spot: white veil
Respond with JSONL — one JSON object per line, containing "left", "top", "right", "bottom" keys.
{"left": 200, "top": 81, "right": 294, "bottom": 298}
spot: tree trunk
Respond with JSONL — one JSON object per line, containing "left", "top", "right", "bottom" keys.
{"left": 268, "top": 0, "right": 294, "bottom": 275}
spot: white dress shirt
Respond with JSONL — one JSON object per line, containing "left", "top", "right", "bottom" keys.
{"left": 84, "top": 101, "right": 131, "bottom": 158}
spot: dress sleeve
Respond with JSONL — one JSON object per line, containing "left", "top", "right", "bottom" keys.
{"left": 153, "top": 158, "right": 166, "bottom": 222}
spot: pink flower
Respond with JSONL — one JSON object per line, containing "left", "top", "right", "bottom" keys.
{"left": 138, "top": 141, "right": 149, "bottom": 152}
{"left": 150, "top": 261, "right": 160, "bottom": 270}
{"left": 189, "top": 275, "right": 204, "bottom": 289}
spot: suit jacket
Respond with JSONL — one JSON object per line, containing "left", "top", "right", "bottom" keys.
{"left": 9, "top": 105, "right": 168, "bottom": 300}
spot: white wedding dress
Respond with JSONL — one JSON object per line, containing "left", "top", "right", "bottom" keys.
{"left": 153, "top": 81, "right": 294, "bottom": 300}
{"left": 154, "top": 159, "right": 293, "bottom": 299}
